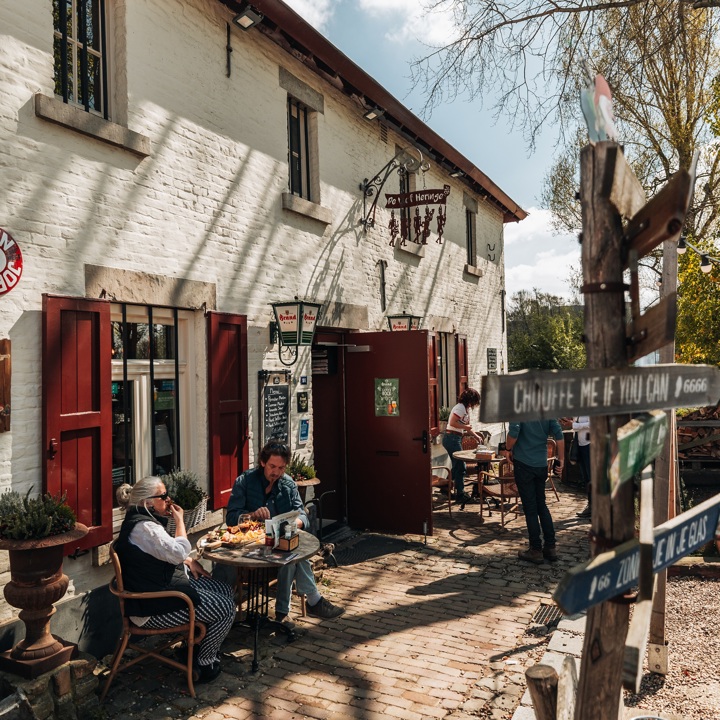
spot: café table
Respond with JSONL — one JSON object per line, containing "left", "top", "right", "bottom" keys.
{"left": 294, "top": 477, "right": 321, "bottom": 504}
{"left": 452, "top": 449, "right": 503, "bottom": 511}
{"left": 202, "top": 530, "right": 320, "bottom": 672}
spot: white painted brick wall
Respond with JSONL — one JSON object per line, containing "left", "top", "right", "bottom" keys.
{"left": 0, "top": 0, "right": 516, "bottom": 611}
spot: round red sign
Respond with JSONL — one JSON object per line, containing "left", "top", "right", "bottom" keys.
{"left": 0, "top": 228, "right": 23, "bottom": 296}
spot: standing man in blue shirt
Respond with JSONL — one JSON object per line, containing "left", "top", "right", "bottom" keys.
{"left": 506, "top": 419, "right": 564, "bottom": 564}
{"left": 225, "top": 441, "right": 344, "bottom": 622}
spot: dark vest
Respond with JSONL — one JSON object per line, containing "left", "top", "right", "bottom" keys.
{"left": 115, "top": 508, "right": 201, "bottom": 617}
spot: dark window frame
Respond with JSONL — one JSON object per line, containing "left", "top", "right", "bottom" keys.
{"left": 288, "top": 97, "right": 311, "bottom": 200}
{"left": 466, "top": 208, "right": 477, "bottom": 267}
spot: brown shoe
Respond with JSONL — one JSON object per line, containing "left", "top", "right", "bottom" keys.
{"left": 518, "top": 547, "right": 544, "bottom": 564}
{"left": 543, "top": 546, "right": 558, "bottom": 562}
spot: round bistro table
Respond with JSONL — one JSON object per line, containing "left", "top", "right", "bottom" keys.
{"left": 203, "top": 530, "right": 320, "bottom": 672}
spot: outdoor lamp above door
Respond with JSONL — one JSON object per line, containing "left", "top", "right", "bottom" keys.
{"left": 270, "top": 299, "right": 322, "bottom": 366}
{"left": 387, "top": 312, "right": 422, "bottom": 331}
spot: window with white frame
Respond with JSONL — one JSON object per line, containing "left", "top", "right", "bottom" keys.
{"left": 110, "top": 304, "right": 195, "bottom": 506}
{"left": 53, "top": 0, "right": 109, "bottom": 118}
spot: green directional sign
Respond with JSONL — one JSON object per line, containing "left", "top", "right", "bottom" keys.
{"left": 608, "top": 411, "right": 668, "bottom": 496}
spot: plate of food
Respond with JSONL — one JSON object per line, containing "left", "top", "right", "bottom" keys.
{"left": 220, "top": 520, "right": 266, "bottom": 547}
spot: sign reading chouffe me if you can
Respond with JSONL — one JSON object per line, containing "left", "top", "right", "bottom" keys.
{"left": 0, "top": 229, "right": 23, "bottom": 296}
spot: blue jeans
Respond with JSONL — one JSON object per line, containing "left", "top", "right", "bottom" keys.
{"left": 578, "top": 443, "right": 591, "bottom": 500}
{"left": 442, "top": 432, "right": 465, "bottom": 495}
{"left": 513, "top": 458, "right": 556, "bottom": 551}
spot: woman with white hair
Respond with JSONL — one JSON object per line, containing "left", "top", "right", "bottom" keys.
{"left": 115, "top": 476, "right": 235, "bottom": 684}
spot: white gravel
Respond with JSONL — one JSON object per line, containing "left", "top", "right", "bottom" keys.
{"left": 624, "top": 576, "right": 720, "bottom": 719}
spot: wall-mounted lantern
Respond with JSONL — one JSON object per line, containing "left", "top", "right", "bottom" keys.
{"left": 270, "top": 299, "right": 322, "bottom": 366}
{"left": 387, "top": 312, "right": 422, "bottom": 331}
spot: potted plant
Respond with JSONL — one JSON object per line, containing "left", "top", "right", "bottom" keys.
{"left": 439, "top": 406, "right": 451, "bottom": 433}
{"left": 0, "top": 490, "right": 88, "bottom": 678}
{"left": 286, "top": 454, "right": 317, "bottom": 483}
{"left": 165, "top": 468, "right": 208, "bottom": 532}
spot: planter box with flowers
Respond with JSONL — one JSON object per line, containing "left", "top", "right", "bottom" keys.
{"left": 0, "top": 490, "right": 88, "bottom": 678}
{"left": 165, "top": 468, "right": 208, "bottom": 534}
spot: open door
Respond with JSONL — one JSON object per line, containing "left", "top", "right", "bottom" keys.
{"left": 345, "top": 330, "right": 433, "bottom": 535}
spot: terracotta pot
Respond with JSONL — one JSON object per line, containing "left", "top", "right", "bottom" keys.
{"left": 0, "top": 523, "right": 88, "bottom": 678}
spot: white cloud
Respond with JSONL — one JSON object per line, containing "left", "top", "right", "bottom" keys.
{"left": 504, "top": 207, "right": 579, "bottom": 300}
{"left": 358, "top": 0, "right": 458, "bottom": 45}
{"left": 283, "top": 0, "right": 336, "bottom": 32}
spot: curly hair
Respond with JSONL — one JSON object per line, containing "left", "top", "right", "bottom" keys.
{"left": 257, "top": 440, "right": 292, "bottom": 466}
{"left": 458, "top": 388, "right": 480, "bottom": 408}
{"left": 116, "top": 476, "right": 165, "bottom": 510}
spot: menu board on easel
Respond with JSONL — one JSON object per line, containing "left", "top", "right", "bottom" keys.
{"left": 259, "top": 371, "right": 290, "bottom": 447}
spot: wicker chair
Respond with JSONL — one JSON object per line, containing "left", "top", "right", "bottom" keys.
{"left": 100, "top": 545, "right": 207, "bottom": 702}
{"left": 479, "top": 458, "right": 521, "bottom": 527}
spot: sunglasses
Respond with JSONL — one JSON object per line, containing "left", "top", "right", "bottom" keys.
{"left": 149, "top": 492, "right": 170, "bottom": 500}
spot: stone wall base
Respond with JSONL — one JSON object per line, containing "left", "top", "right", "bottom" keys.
{"left": 0, "top": 653, "right": 100, "bottom": 720}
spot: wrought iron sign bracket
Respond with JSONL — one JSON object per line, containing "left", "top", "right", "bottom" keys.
{"left": 359, "top": 149, "right": 429, "bottom": 232}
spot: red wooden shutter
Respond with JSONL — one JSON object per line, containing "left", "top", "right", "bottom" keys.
{"left": 43, "top": 295, "right": 112, "bottom": 551}
{"left": 456, "top": 334, "right": 469, "bottom": 397}
{"left": 428, "top": 332, "right": 439, "bottom": 433}
{"left": 207, "top": 312, "right": 249, "bottom": 510}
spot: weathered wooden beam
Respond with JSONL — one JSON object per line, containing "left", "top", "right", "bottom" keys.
{"left": 525, "top": 664, "right": 558, "bottom": 720}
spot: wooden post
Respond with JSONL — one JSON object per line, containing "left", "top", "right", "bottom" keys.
{"left": 574, "top": 143, "right": 636, "bottom": 720}
{"left": 525, "top": 664, "right": 559, "bottom": 720}
{"left": 648, "top": 235, "right": 678, "bottom": 674}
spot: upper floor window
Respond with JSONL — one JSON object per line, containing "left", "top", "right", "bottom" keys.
{"left": 288, "top": 97, "right": 311, "bottom": 200}
{"left": 466, "top": 208, "right": 477, "bottom": 266}
{"left": 53, "top": 0, "right": 108, "bottom": 118}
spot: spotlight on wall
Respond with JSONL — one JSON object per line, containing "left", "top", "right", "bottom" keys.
{"left": 677, "top": 235, "right": 687, "bottom": 254}
{"left": 363, "top": 106, "right": 384, "bottom": 121}
{"left": 232, "top": 3, "right": 263, "bottom": 30}
{"left": 701, "top": 254, "right": 713, "bottom": 273}
{"left": 449, "top": 169, "right": 464, "bottom": 178}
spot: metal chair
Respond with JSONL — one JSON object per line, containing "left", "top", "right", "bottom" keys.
{"left": 100, "top": 545, "right": 207, "bottom": 702}
{"left": 546, "top": 438, "right": 561, "bottom": 502}
{"left": 479, "top": 457, "right": 521, "bottom": 527}
{"left": 431, "top": 465, "right": 453, "bottom": 516}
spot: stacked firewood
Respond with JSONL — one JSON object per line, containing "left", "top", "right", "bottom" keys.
{"left": 676, "top": 405, "right": 720, "bottom": 461}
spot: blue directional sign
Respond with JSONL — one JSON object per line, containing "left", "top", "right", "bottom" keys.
{"left": 553, "top": 493, "right": 720, "bottom": 615}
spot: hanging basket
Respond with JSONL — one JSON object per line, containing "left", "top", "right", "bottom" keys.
{"left": 166, "top": 495, "right": 208, "bottom": 535}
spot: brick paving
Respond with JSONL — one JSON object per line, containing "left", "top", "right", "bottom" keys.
{"left": 98, "top": 482, "right": 591, "bottom": 719}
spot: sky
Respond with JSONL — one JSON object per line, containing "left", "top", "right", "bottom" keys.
{"left": 282, "top": 0, "right": 580, "bottom": 300}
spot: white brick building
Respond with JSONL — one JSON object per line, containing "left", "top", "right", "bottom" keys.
{"left": 0, "top": 0, "right": 525, "bottom": 649}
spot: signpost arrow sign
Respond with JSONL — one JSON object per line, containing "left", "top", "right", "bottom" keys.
{"left": 553, "top": 492, "right": 720, "bottom": 616}
{"left": 608, "top": 410, "right": 668, "bottom": 497}
{"left": 480, "top": 364, "right": 720, "bottom": 423}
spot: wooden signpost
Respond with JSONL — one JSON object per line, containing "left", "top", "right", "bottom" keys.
{"left": 480, "top": 364, "right": 720, "bottom": 423}
{"left": 552, "top": 492, "right": 720, "bottom": 616}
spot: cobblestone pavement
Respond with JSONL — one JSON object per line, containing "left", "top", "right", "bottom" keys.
{"left": 98, "top": 482, "right": 591, "bottom": 719}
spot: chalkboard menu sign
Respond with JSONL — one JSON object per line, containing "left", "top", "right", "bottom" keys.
{"left": 259, "top": 372, "right": 290, "bottom": 447}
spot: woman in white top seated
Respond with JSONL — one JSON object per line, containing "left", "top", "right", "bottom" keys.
{"left": 115, "top": 477, "right": 235, "bottom": 684}
{"left": 441, "top": 388, "right": 482, "bottom": 504}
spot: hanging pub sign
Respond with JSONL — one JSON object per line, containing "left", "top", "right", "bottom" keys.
{"left": 0, "top": 228, "right": 23, "bottom": 297}
{"left": 386, "top": 185, "right": 450, "bottom": 247}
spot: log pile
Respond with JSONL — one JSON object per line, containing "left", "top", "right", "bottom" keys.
{"left": 677, "top": 405, "right": 720, "bottom": 462}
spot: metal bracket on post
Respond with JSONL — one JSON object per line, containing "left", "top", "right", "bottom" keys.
{"left": 359, "top": 148, "right": 430, "bottom": 231}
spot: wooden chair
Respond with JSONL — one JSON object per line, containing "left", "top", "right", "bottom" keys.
{"left": 479, "top": 458, "right": 521, "bottom": 527}
{"left": 100, "top": 545, "right": 207, "bottom": 702}
{"left": 431, "top": 465, "right": 453, "bottom": 516}
{"left": 460, "top": 434, "right": 481, "bottom": 494}
{"left": 546, "top": 439, "right": 561, "bottom": 502}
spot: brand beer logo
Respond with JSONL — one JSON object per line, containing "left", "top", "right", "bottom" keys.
{"left": 0, "top": 229, "right": 23, "bottom": 296}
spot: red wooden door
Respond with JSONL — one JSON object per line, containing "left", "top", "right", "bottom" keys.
{"left": 345, "top": 331, "right": 432, "bottom": 535}
{"left": 207, "top": 312, "right": 248, "bottom": 509}
{"left": 43, "top": 295, "right": 112, "bottom": 551}
{"left": 456, "top": 334, "right": 469, "bottom": 398}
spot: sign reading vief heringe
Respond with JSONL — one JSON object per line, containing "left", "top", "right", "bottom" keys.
{"left": 480, "top": 364, "right": 720, "bottom": 423}
{"left": 384, "top": 185, "right": 450, "bottom": 209}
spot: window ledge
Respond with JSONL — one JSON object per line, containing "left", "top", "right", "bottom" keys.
{"left": 396, "top": 242, "right": 426, "bottom": 259}
{"left": 464, "top": 263, "right": 484, "bottom": 278}
{"left": 34, "top": 94, "right": 151, "bottom": 158}
{"left": 281, "top": 193, "right": 332, "bottom": 225}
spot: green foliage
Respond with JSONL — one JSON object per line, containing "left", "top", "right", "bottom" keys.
{"left": 165, "top": 468, "right": 205, "bottom": 511}
{"left": 0, "top": 490, "right": 76, "bottom": 540}
{"left": 676, "top": 236, "right": 720, "bottom": 366}
{"left": 287, "top": 454, "right": 316, "bottom": 482}
{"left": 507, "top": 290, "right": 586, "bottom": 371}
{"left": 439, "top": 406, "right": 451, "bottom": 421}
